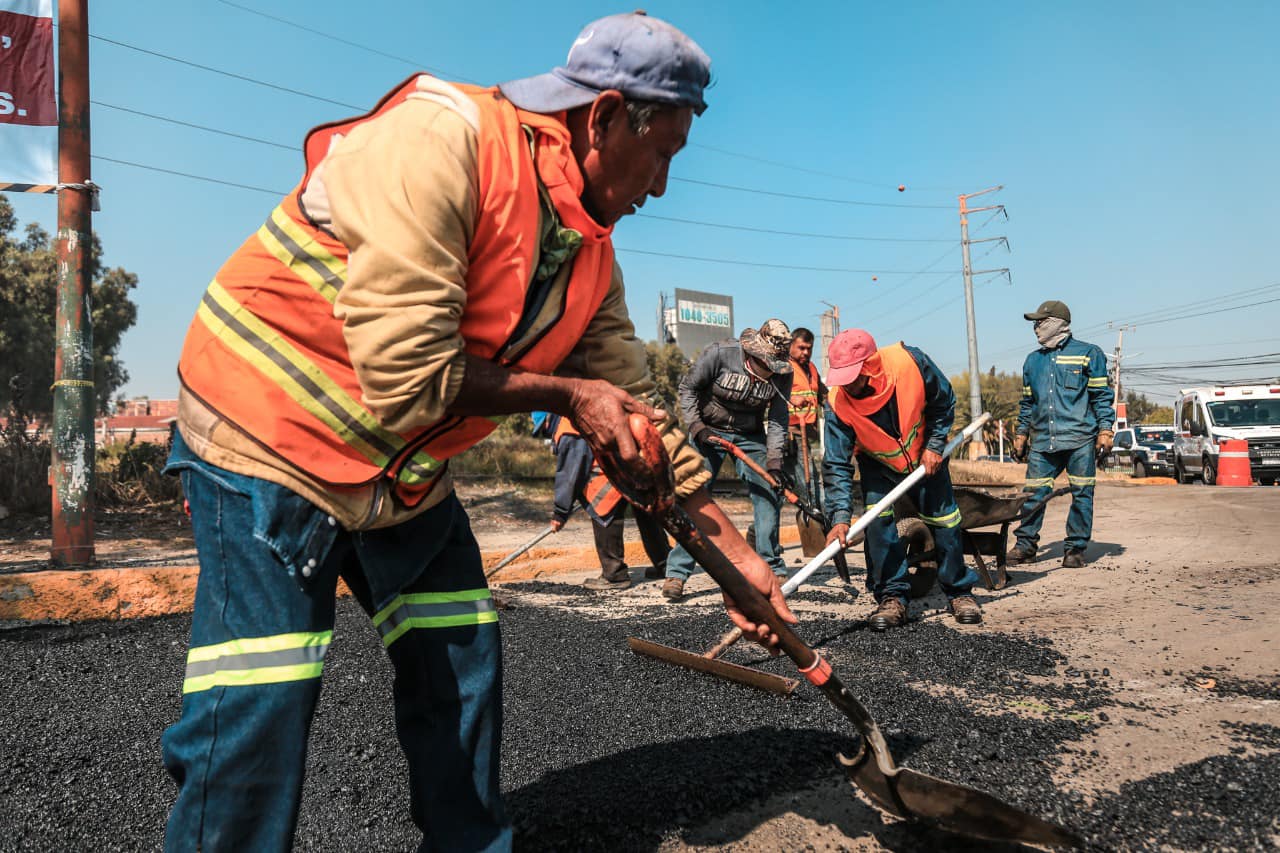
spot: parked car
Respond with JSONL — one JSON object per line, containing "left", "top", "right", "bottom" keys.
{"left": 1170, "top": 384, "right": 1280, "bottom": 485}
{"left": 1108, "top": 425, "right": 1176, "bottom": 477}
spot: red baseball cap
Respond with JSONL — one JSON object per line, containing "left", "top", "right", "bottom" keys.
{"left": 825, "top": 329, "right": 877, "bottom": 386}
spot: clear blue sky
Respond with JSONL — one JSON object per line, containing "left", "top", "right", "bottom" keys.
{"left": 9, "top": 0, "right": 1279, "bottom": 408}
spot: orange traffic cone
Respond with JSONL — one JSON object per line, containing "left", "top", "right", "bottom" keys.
{"left": 1216, "top": 439, "right": 1252, "bottom": 487}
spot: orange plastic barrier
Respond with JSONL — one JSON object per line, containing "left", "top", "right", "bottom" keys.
{"left": 1216, "top": 439, "right": 1253, "bottom": 487}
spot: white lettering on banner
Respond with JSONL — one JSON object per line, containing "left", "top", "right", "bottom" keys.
{"left": 0, "top": 0, "right": 57, "bottom": 187}
{"left": 677, "top": 300, "right": 731, "bottom": 328}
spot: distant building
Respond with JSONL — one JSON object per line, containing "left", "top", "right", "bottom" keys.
{"left": 98, "top": 398, "right": 177, "bottom": 446}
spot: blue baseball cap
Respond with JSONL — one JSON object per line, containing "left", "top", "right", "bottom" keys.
{"left": 499, "top": 11, "right": 710, "bottom": 116}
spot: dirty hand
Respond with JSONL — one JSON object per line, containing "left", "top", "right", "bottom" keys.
{"left": 1096, "top": 430, "right": 1114, "bottom": 454}
{"left": 722, "top": 552, "right": 798, "bottom": 655}
{"left": 569, "top": 380, "right": 666, "bottom": 472}
{"left": 921, "top": 449, "right": 944, "bottom": 476}
{"left": 1012, "top": 433, "right": 1028, "bottom": 461}
{"left": 550, "top": 517, "right": 564, "bottom": 533}
{"left": 827, "top": 522, "right": 850, "bottom": 547}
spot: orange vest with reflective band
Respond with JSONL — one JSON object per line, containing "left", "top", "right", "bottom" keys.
{"left": 829, "top": 343, "right": 926, "bottom": 473}
{"left": 177, "top": 77, "right": 616, "bottom": 505}
{"left": 788, "top": 360, "right": 820, "bottom": 426}
{"left": 551, "top": 417, "right": 624, "bottom": 520}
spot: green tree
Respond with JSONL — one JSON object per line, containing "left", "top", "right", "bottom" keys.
{"left": 1122, "top": 391, "right": 1174, "bottom": 425}
{"left": 950, "top": 367, "right": 1024, "bottom": 452}
{"left": 644, "top": 341, "right": 689, "bottom": 412}
{"left": 0, "top": 196, "right": 138, "bottom": 416}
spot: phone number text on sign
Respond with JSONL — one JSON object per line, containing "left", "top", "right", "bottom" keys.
{"left": 677, "top": 301, "right": 730, "bottom": 328}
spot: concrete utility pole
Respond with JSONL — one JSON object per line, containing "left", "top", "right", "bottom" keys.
{"left": 819, "top": 302, "right": 840, "bottom": 378}
{"left": 958, "top": 186, "right": 1010, "bottom": 457}
{"left": 51, "top": 0, "right": 96, "bottom": 567}
{"left": 1110, "top": 324, "right": 1133, "bottom": 428}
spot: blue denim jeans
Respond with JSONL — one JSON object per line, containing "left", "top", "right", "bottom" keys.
{"left": 162, "top": 434, "right": 509, "bottom": 852}
{"left": 666, "top": 430, "right": 785, "bottom": 578}
{"left": 860, "top": 457, "right": 979, "bottom": 605}
{"left": 1014, "top": 442, "right": 1096, "bottom": 552}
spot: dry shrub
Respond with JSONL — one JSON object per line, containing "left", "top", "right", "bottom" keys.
{"left": 451, "top": 431, "right": 554, "bottom": 479}
{"left": 96, "top": 435, "right": 183, "bottom": 507}
{"left": 0, "top": 414, "right": 51, "bottom": 514}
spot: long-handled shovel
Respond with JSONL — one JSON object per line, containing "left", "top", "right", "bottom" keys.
{"left": 653, "top": 415, "right": 992, "bottom": 672}
{"left": 600, "top": 413, "right": 1077, "bottom": 847}
{"left": 795, "top": 425, "right": 828, "bottom": 558}
{"left": 485, "top": 509, "right": 572, "bottom": 580}
{"left": 704, "top": 434, "right": 850, "bottom": 581}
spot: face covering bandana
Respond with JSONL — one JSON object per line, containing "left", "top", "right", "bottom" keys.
{"left": 1035, "top": 317, "right": 1071, "bottom": 349}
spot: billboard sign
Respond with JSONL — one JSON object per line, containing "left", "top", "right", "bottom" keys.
{"left": 672, "top": 288, "right": 733, "bottom": 359}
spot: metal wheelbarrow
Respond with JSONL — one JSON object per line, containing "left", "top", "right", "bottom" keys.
{"left": 891, "top": 485, "right": 1071, "bottom": 597}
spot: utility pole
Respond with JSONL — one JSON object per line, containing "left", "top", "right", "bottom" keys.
{"left": 50, "top": 0, "right": 96, "bottom": 567}
{"left": 1110, "top": 324, "right": 1133, "bottom": 428}
{"left": 958, "top": 186, "right": 1010, "bottom": 457}
{"left": 819, "top": 302, "right": 840, "bottom": 378}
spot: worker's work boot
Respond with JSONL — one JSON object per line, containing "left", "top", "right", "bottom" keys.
{"left": 661, "top": 577, "right": 685, "bottom": 602}
{"left": 584, "top": 575, "right": 632, "bottom": 591}
{"left": 1006, "top": 544, "right": 1037, "bottom": 565}
{"left": 1061, "top": 549, "right": 1086, "bottom": 569}
{"left": 949, "top": 595, "right": 983, "bottom": 625}
{"left": 869, "top": 597, "right": 907, "bottom": 631}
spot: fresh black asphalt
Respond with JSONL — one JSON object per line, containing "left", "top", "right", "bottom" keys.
{"left": 1, "top": 582, "right": 1276, "bottom": 851}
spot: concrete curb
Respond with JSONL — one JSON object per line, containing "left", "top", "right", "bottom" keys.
{"left": 0, "top": 526, "right": 805, "bottom": 624}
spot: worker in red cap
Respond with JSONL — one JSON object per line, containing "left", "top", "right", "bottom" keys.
{"left": 822, "top": 330, "right": 982, "bottom": 629}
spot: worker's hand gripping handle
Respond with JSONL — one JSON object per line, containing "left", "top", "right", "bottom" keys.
{"left": 600, "top": 416, "right": 822, "bottom": 671}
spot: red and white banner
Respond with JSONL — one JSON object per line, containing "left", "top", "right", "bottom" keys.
{"left": 0, "top": 0, "right": 57, "bottom": 191}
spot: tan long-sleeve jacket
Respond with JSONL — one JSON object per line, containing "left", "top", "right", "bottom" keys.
{"left": 178, "top": 79, "right": 708, "bottom": 529}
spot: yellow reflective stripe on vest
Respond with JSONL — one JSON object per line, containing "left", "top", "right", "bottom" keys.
{"left": 373, "top": 589, "right": 498, "bottom": 647}
{"left": 1022, "top": 385, "right": 1032, "bottom": 397}
{"left": 183, "top": 630, "right": 332, "bottom": 694}
{"left": 196, "top": 280, "right": 443, "bottom": 485}
{"left": 863, "top": 418, "right": 923, "bottom": 466}
{"left": 1067, "top": 474, "right": 1096, "bottom": 487}
{"left": 1054, "top": 355, "right": 1089, "bottom": 365}
{"left": 1087, "top": 377, "right": 1108, "bottom": 387}
{"left": 920, "top": 508, "right": 962, "bottom": 529}
{"left": 865, "top": 504, "right": 895, "bottom": 519}
{"left": 1024, "top": 477, "right": 1056, "bottom": 489}
{"left": 256, "top": 207, "right": 346, "bottom": 304}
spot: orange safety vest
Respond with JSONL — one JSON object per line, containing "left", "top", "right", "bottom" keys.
{"left": 551, "top": 417, "right": 624, "bottom": 520}
{"left": 177, "top": 76, "right": 615, "bottom": 506}
{"left": 788, "top": 360, "right": 821, "bottom": 426}
{"left": 829, "top": 343, "right": 926, "bottom": 473}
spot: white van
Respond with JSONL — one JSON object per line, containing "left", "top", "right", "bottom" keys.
{"left": 1170, "top": 383, "right": 1280, "bottom": 485}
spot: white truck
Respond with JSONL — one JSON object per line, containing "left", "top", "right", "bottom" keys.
{"left": 1169, "top": 383, "right": 1280, "bottom": 485}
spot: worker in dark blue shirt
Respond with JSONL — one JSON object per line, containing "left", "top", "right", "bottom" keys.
{"left": 823, "top": 330, "right": 982, "bottom": 630}
{"left": 1009, "top": 301, "right": 1116, "bottom": 568}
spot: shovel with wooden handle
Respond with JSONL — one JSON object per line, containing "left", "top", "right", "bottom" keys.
{"left": 599, "top": 413, "right": 1078, "bottom": 848}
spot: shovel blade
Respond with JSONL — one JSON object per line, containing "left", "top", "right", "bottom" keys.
{"left": 838, "top": 751, "right": 1081, "bottom": 848}
{"left": 797, "top": 511, "right": 828, "bottom": 558}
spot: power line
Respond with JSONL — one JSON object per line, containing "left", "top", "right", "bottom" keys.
{"left": 615, "top": 247, "right": 959, "bottom": 274}
{"left": 632, "top": 213, "right": 952, "bottom": 242}
{"left": 86, "top": 32, "right": 366, "bottom": 112}
{"left": 1077, "top": 282, "right": 1280, "bottom": 334}
{"left": 93, "top": 156, "right": 285, "bottom": 195}
{"left": 668, "top": 177, "right": 952, "bottom": 209}
{"left": 92, "top": 101, "right": 296, "bottom": 151}
{"left": 212, "top": 0, "right": 475, "bottom": 83}
{"left": 90, "top": 102, "right": 960, "bottom": 243}
{"left": 211, "top": 2, "right": 941, "bottom": 197}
